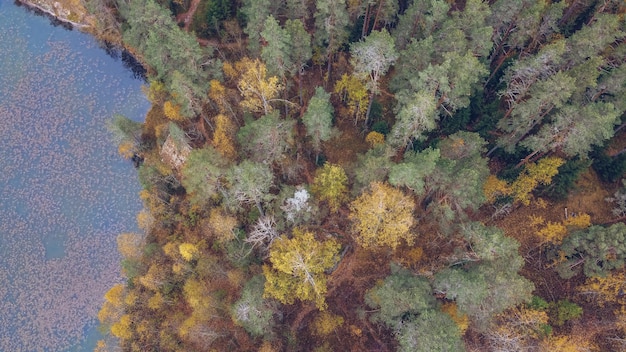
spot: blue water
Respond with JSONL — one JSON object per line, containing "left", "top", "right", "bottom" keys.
{"left": 0, "top": 2, "right": 150, "bottom": 351}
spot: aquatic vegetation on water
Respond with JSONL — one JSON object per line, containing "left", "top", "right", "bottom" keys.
{"left": 0, "top": 2, "right": 149, "bottom": 350}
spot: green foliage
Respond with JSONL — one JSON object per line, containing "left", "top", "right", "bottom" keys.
{"left": 350, "top": 29, "right": 398, "bottom": 95}
{"left": 591, "top": 147, "right": 626, "bottom": 183}
{"left": 548, "top": 300, "right": 583, "bottom": 327}
{"left": 461, "top": 222, "right": 521, "bottom": 262}
{"left": 388, "top": 91, "right": 438, "bottom": 148}
{"left": 353, "top": 144, "right": 394, "bottom": 193}
{"left": 538, "top": 157, "right": 591, "bottom": 201}
{"left": 284, "top": 19, "right": 312, "bottom": 77}
{"left": 302, "top": 87, "right": 334, "bottom": 153}
{"left": 314, "top": 0, "right": 349, "bottom": 61}
{"left": 365, "top": 266, "right": 436, "bottom": 327}
{"left": 395, "top": 310, "right": 464, "bottom": 352}
{"left": 556, "top": 223, "right": 626, "bottom": 278}
{"left": 528, "top": 295, "right": 550, "bottom": 311}
{"left": 232, "top": 275, "right": 276, "bottom": 338}
{"left": 107, "top": 114, "right": 142, "bottom": 145}
{"left": 261, "top": 15, "right": 292, "bottom": 78}
{"left": 118, "top": 0, "right": 217, "bottom": 118}
{"left": 434, "top": 226, "right": 534, "bottom": 330}
{"left": 181, "top": 146, "right": 229, "bottom": 205}
{"left": 237, "top": 111, "right": 295, "bottom": 164}
{"left": 430, "top": 132, "right": 490, "bottom": 212}
{"left": 203, "top": 0, "right": 233, "bottom": 36}
{"left": 241, "top": 0, "right": 272, "bottom": 55}
{"left": 227, "top": 160, "right": 274, "bottom": 213}
{"left": 389, "top": 148, "right": 440, "bottom": 196}
{"left": 392, "top": 0, "right": 450, "bottom": 50}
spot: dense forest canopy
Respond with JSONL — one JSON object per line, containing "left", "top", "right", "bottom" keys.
{"left": 89, "top": 0, "right": 626, "bottom": 350}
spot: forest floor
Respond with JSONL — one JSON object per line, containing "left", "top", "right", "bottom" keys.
{"left": 175, "top": 0, "right": 200, "bottom": 31}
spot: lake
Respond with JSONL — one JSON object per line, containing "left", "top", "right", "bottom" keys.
{"left": 0, "top": 1, "right": 150, "bottom": 350}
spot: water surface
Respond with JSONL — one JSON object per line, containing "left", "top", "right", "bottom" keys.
{"left": 0, "top": 2, "right": 149, "bottom": 350}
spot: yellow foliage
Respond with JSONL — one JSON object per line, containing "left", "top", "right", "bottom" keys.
{"left": 563, "top": 213, "right": 591, "bottom": 229}
{"left": 145, "top": 79, "right": 166, "bottom": 103}
{"left": 528, "top": 215, "right": 546, "bottom": 227}
{"left": 118, "top": 140, "right": 135, "bottom": 159}
{"left": 211, "top": 114, "right": 237, "bottom": 159}
{"left": 258, "top": 341, "right": 279, "bottom": 352}
{"left": 349, "top": 182, "right": 416, "bottom": 250}
{"left": 540, "top": 335, "right": 596, "bottom": 352}
{"left": 310, "top": 311, "right": 344, "bottom": 336}
{"left": 227, "top": 269, "right": 245, "bottom": 288}
{"left": 124, "top": 289, "right": 138, "bottom": 307}
{"left": 578, "top": 270, "right": 626, "bottom": 308}
{"left": 148, "top": 292, "right": 164, "bottom": 310}
{"left": 263, "top": 230, "right": 340, "bottom": 310}
{"left": 139, "top": 264, "right": 166, "bottom": 291}
{"left": 311, "top": 163, "right": 349, "bottom": 213}
{"left": 537, "top": 221, "right": 568, "bottom": 245}
{"left": 99, "top": 285, "right": 125, "bottom": 324}
{"left": 162, "top": 242, "right": 179, "bottom": 259}
{"left": 104, "top": 283, "right": 125, "bottom": 306}
{"left": 179, "top": 243, "right": 199, "bottom": 261}
{"left": 222, "top": 61, "right": 238, "bottom": 81}
{"left": 163, "top": 100, "right": 184, "bottom": 121}
{"left": 442, "top": 302, "right": 469, "bottom": 333}
{"left": 208, "top": 207, "right": 238, "bottom": 243}
{"left": 136, "top": 208, "right": 155, "bottom": 232}
{"left": 483, "top": 174, "right": 511, "bottom": 204}
{"left": 172, "top": 262, "right": 185, "bottom": 275}
{"left": 510, "top": 157, "right": 565, "bottom": 206}
{"left": 334, "top": 74, "right": 369, "bottom": 123}
{"left": 349, "top": 325, "right": 363, "bottom": 337}
{"left": 535, "top": 197, "right": 548, "bottom": 209}
{"left": 235, "top": 57, "right": 283, "bottom": 114}
{"left": 155, "top": 122, "right": 169, "bottom": 141}
{"left": 94, "top": 340, "right": 108, "bottom": 352}
{"left": 209, "top": 79, "right": 229, "bottom": 113}
{"left": 512, "top": 307, "right": 550, "bottom": 338}
{"left": 110, "top": 314, "right": 133, "bottom": 340}
{"left": 117, "top": 232, "right": 143, "bottom": 259}
{"left": 365, "top": 131, "right": 385, "bottom": 147}
{"left": 183, "top": 278, "right": 213, "bottom": 314}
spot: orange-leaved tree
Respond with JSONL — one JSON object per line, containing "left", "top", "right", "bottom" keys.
{"left": 263, "top": 230, "right": 340, "bottom": 310}
{"left": 349, "top": 182, "right": 416, "bottom": 250}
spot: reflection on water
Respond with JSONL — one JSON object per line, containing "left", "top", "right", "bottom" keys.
{"left": 0, "top": 1, "right": 150, "bottom": 350}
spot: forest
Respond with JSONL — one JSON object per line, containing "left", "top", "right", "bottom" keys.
{"left": 86, "top": 0, "right": 626, "bottom": 351}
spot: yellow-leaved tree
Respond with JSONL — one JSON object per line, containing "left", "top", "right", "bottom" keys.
{"left": 310, "top": 311, "right": 344, "bottom": 336}
{"left": 179, "top": 243, "right": 200, "bottom": 261}
{"left": 263, "top": 230, "right": 340, "bottom": 310}
{"left": 211, "top": 113, "right": 237, "bottom": 160}
{"left": 163, "top": 100, "right": 184, "bottom": 121}
{"left": 483, "top": 174, "right": 511, "bottom": 204}
{"left": 510, "top": 157, "right": 565, "bottom": 205}
{"left": 311, "top": 163, "right": 349, "bottom": 213}
{"left": 334, "top": 73, "right": 369, "bottom": 124}
{"left": 365, "top": 131, "right": 385, "bottom": 147}
{"left": 349, "top": 182, "right": 416, "bottom": 250}
{"left": 231, "top": 57, "right": 284, "bottom": 115}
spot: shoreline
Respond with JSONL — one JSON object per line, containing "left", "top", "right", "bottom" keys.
{"left": 15, "top": 0, "right": 91, "bottom": 30}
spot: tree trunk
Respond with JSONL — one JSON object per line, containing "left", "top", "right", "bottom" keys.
{"left": 364, "top": 92, "right": 375, "bottom": 127}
